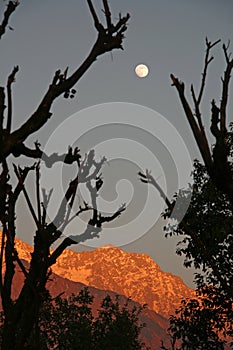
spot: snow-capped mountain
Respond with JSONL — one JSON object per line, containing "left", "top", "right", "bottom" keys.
{"left": 52, "top": 245, "right": 194, "bottom": 318}
{"left": 10, "top": 234, "right": 193, "bottom": 318}
{"left": 1, "top": 233, "right": 196, "bottom": 348}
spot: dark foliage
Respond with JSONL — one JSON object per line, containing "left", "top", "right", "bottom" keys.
{"left": 9, "top": 288, "right": 148, "bottom": 350}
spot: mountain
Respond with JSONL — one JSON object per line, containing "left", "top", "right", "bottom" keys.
{"left": 52, "top": 245, "right": 194, "bottom": 318}
{"left": 2, "top": 234, "right": 195, "bottom": 348}
{"left": 7, "top": 259, "right": 169, "bottom": 349}
{"left": 14, "top": 238, "right": 194, "bottom": 318}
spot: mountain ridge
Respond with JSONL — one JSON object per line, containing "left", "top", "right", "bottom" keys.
{"left": 10, "top": 234, "right": 194, "bottom": 318}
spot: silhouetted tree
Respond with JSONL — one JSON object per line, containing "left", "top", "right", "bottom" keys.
{"left": 139, "top": 39, "right": 233, "bottom": 349}
{"left": 170, "top": 38, "right": 233, "bottom": 202}
{"left": 0, "top": 1, "right": 129, "bottom": 349}
{"left": 18, "top": 288, "right": 148, "bottom": 350}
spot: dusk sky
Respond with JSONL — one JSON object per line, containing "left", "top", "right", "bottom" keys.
{"left": 0, "top": 0, "right": 232, "bottom": 288}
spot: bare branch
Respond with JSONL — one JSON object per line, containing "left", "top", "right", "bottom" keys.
{"left": 47, "top": 225, "right": 98, "bottom": 267}
{"left": 0, "top": 1, "right": 19, "bottom": 40}
{"left": 60, "top": 202, "right": 91, "bottom": 231}
{"left": 0, "top": 160, "right": 10, "bottom": 222}
{"left": 6, "top": 66, "right": 19, "bottom": 133}
{"left": 11, "top": 142, "right": 81, "bottom": 168}
{"left": 220, "top": 42, "right": 233, "bottom": 133}
{"left": 102, "top": 0, "right": 112, "bottom": 32}
{"left": 1, "top": 3, "right": 129, "bottom": 161}
{"left": 210, "top": 100, "right": 220, "bottom": 138}
{"left": 189, "top": 39, "right": 220, "bottom": 159}
{"left": 0, "top": 228, "right": 6, "bottom": 298}
{"left": 2, "top": 161, "right": 35, "bottom": 310}
{"left": 14, "top": 249, "right": 28, "bottom": 278}
{"left": 13, "top": 163, "right": 39, "bottom": 228}
{"left": 0, "top": 87, "right": 5, "bottom": 133}
{"left": 41, "top": 188, "right": 53, "bottom": 227}
{"left": 87, "top": 0, "right": 103, "bottom": 31}
{"left": 223, "top": 41, "right": 231, "bottom": 64}
{"left": 51, "top": 181, "right": 77, "bottom": 229}
{"left": 97, "top": 203, "right": 126, "bottom": 225}
{"left": 170, "top": 39, "right": 222, "bottom": 175}
{"left": 189, "top": 39, "right": 220, "bottom": 133}
{"left": 48, "top": 174, "right": 126, "bottom": 267}
{"left": 36, "top": 162, "right": 42, "bottom": 227}
{"left": 170, "top": 73, "right": 213, "bottom": 173}
{"left": 47, "top": 202, "right": 126, "bottom": 267}
{"left": 78, "top": 150, "right": 106, "bottom": 183}
{"left": 139, "top": 170, "right": 172, "bottom": 209}
{"left": 197, "top": 38, "right": 220, "bottom": 105}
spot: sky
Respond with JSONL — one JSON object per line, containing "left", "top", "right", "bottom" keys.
{"left": 0, "top": 0, "right": 233, "bottom": 288}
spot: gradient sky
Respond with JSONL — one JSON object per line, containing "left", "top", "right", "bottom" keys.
{"left": 0, "top": 0, "right": 232, "bottom": 288}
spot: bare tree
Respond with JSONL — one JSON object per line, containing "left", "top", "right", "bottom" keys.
{"left": 170, "top": 38, "right": 233, "bottom": 201}
{"left": 0, "top": 1, "right": 129, "bottom": 349}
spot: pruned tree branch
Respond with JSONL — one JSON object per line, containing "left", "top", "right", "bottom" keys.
{"left": 35, "top": 162, "right": 42, "bottom": 228}
{"left": 48, "top": 202, "right": 126, "bottom": 267}
{"left": 0, "top": 1, "right": 129, "bottom": 162}
{"left": 60, "top": 201, "right": 91, "bottom": 231}
{"left": 13, "top": 163, "right": 40, "bottom": 228}
{"left": 102, "top": 0, "right": 112, "bottom": 32}
{"left": 97, "top": 202, "right": 126, "bottom": 224}
{"left": 0, "top": 87, "right": 5, "bottom": 134}
{"left": 11, "top": 142, "right": 81, "bottom": 168}
{"left": 139, "top": 170, "right": 172, "bottom": 210}
{"left": 171, "top": 38, "right": 233, "bottom": 199}
{"left": 0, "top": 227, "right": 6, "bottom": 297}
{"left": 170, "top": 73, "right": 213, "bottom": 173}
{"left": 6, "top": 65, "right": 19, "bottom": 133}
{"left": 0, "top": 1, "right": 19, "bottom": 40}
{"left": 197, "top": 38, "right": 220, "bottom": 105}
{"left": 190, "top": 38, "right": 217, "bottom": 141}
{"left": 220, "top": 42, "right": 233, "bottom": 133}
{"left": 2, "top": 163, "right": 34, "bottom": 311}
{"left": 41, "top": 188, "right": 53, "bottom": 227}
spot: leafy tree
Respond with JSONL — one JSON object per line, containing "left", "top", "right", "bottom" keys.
{"left": 0, "top": 1, "right": 129, "bottom": 349}
{"left": 139, "top": 39, "right": 233, "bottom": 349}
{"left": 166, "top": 286, "right": 232, "bottom": 350}
{"left": 92, "top": 294, "right": 147, "bottom": 350}
{"left": 22, "top": 288, "right": 148, "bottom": 350}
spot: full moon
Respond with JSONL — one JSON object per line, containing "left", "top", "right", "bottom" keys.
{"left": 135, "top": 64, "right": 149, "bottom": 78}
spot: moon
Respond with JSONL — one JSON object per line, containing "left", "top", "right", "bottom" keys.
{"left": 135, "top": 64, "right": 149, "bottom": 78}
